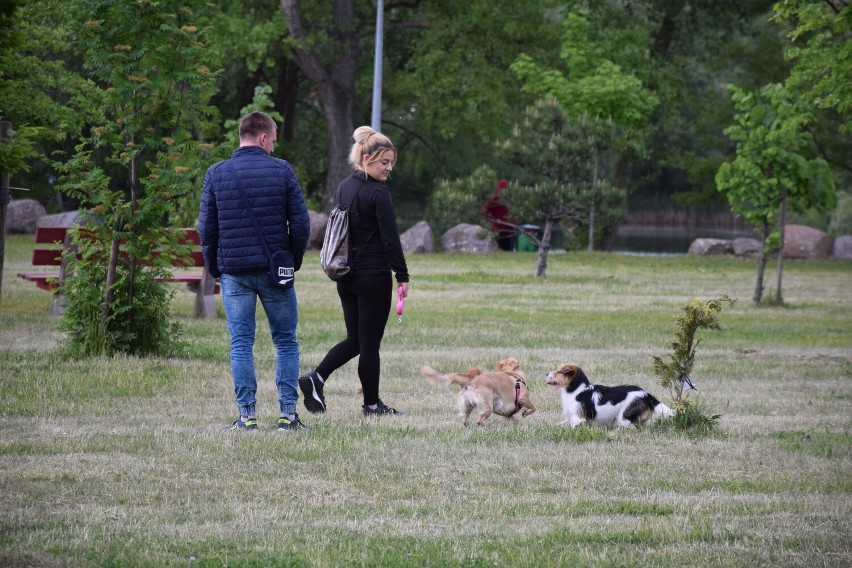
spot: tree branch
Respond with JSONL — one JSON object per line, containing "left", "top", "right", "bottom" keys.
{"left": 280, "top": 0, "right": 331, "bottom": 86}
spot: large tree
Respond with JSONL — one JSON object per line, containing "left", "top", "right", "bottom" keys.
{"left": 716, "top": 83, "right": 834, "bottom": 306}
{"left": 430, "top": 100, "right": 604, "bottom": 277}
{"left": 509, "top": 7, "right": 654, "bottom": 247}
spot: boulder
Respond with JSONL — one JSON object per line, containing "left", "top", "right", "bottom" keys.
{"left": 440, "top": 223, "right": 497, "bottom": 253}
{"left": 688, "top": 238, "right": 732, "bottom": 256}
{"left": 307, "top": 210, "right": 328, "bottom": 250}
{"left": 6, "top": 198, "right": 46, "bottom": 234}
{"left": 783, "top": 224, "right": 832, "bottom": 259}
{"left": 38, "top": 210, "right": 83, "bottom": 228}
{"left": 732, "top": 237, "right": 762, "bottom": 258}
{"left": 400, "top": 220, "right": 434, "bottom": 254}
{"left": 832, "top": 235, "right": 852, "bottom": 260}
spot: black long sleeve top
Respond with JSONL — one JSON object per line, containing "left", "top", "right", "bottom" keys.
{"left": 337, "top": 173, "right": 409, "bottom": 283}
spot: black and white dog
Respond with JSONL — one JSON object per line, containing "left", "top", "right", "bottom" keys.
{"left": 545, "top": 364, "right": 674, "bottom": 428}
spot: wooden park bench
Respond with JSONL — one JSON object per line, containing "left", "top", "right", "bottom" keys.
{"left": 17, "top": 226, "right": 219, "bottom": 318}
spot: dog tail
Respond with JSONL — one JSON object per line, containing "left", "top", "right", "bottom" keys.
{"left": 653, "top": 402, "right": 676, "bottom": 418}
{"left": 420, "top": 365, "right": 479, "bottom": 389}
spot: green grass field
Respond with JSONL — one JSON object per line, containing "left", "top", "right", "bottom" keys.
{"left": 1, "top": 233, "right": 850, "bottom": 567}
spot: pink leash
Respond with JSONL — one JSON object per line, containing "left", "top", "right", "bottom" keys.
{"left": 396, "top": 286, "right": 405, "bottom": 324}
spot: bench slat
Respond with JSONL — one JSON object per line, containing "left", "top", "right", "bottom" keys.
{"left": 34, "top": 226, "right": 70, "bottom": 243}
{"left": 31, "top": 249, "right": 64, "bottom": 266}
{"left": 21, "top": 226, "right": 218, "bottom": 317}
{"left": 17, "top": 272, "right": 60, "bottom": 291}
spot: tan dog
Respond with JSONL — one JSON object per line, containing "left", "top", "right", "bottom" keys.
{"left": 420, "top": 358, "right": 536, "bottom": 426}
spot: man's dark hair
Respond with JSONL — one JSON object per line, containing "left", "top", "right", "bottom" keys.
{"left": 239, "top": 111, "right": 276, "bottom": 140}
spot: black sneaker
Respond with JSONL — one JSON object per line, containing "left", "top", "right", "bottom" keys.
{"left": 299, "top": 370, "right": 326, "bottom": 414}
{"left": 226, "top": 418, "right": 258, "bottom": 431}
{"left": 362, "top": 400, "right": 403, "bottom": 416}
{"left": 277, "top": 414, "right": 311, "bottom": 431}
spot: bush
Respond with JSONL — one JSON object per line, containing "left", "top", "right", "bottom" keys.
{"left": 651, "top": 400, "right": 721, "bottom": 436}
{"left": 828, "top": 191, "right": 852, "bottom": 237}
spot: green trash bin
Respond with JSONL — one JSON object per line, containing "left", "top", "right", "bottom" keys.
{"left": 516, "top": 224, "right": 539, "bottom": 252}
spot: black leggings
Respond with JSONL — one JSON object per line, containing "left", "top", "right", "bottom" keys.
{"left": 316, "top": 272, "right": 392, "bottom": 406}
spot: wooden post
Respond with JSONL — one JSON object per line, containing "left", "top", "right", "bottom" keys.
{"left": 0, "top": 121, "right": 12, "bottom": 301}
{"left": 193, "top": 268, "right": 217, "bottom": 318}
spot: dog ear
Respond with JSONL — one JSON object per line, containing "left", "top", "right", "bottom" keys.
{"left": 559, "top": 364, "right": 577, "bottom": 378}
{"left": 497, "top": 358, "right": 519, "bottom": 373}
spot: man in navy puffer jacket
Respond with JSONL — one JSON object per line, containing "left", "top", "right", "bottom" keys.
{"left": 198, "top": 111, "right": 311, "bottom": 432}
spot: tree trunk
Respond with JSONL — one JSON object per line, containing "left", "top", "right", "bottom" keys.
{"left": 587, "top": 201, "right": 595, "bottom": 251}
{"left": 0, "top": 121, "right": 10, "bottom": 301}
{"left": 281, "top": 0, "right": 356, "bottom": 212}
{"left": 535, "top": 219, "right": 553, "bottom": 277}
{"left": 753, "top": 222, "right": 769, "bottom": 305}
{"left": 651, "top": 0, "right": 687, "bottom": 57}
{"left": 277, "top": 60, "right": 301, "bottom": 143}
{"left": 100, "top": 213, "right": 121, "bottom": 353}
{"left": 589, "top": 146, "right": 600, "bottom": 251}
{"left": 127, "top": 154, "right": 137, "bottom": 323}
{"left": 774, "top": 187, "right": 788, "bottom": 305}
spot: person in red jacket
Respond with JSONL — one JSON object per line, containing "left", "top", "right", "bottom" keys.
{"left": 483, "top": 179, "right": 514, "bottom": 251}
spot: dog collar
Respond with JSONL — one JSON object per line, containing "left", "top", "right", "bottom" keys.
{"left": 510, "top": 379, "right": 523, "bottom": 416}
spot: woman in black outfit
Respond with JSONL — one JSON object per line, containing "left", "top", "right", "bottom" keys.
{"left": 299, "top": 126, "right": 410, "bottom": 416}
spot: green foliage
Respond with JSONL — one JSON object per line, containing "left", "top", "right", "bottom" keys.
{"left": 631, "top": 1, "right": 787, "bottom": 206}
{"left": 58, "top": 228, "right": 184, "bottom": 358}
{"left": 396, "top": 0, "right": 564, "bottom": 142}
{"left": 55, "top": 0, "right": 219, "bottom": 357}
{"left": 427, "top": 164, "right": 497, "bottom": 234}
{"left": 653, "top": 296, "right": 735, "bottom": 411}
{"left": 773, "top": 0, "right": 852, "bottom": 133}
{"left": 651, "top": 400, "right": 722, "bottom": 437}
{"left": 716, "top": 83, "right": 835, "bottom": 303}
{"left": 498, "top": 101, "right": 627, "bottom": 247}
{"left": 0, "top": 0, "right": 101, "bottom": 137}
{"left": 510, "top": 7, "right": 659, "bottom": 135}
{"left": 717, "top": 84, "right": 835, "bottom": 235}
{"left": 828, "top": 190, "right": 852, "bottom": 237}
{"left": 0, "top": 125, "right": 40, "bottom": 175}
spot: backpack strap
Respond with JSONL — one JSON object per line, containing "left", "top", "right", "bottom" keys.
{"left": 338, "top": 179, "right": 367, "bottom": 212}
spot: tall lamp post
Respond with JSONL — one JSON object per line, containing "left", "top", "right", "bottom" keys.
{"left": 370, "top": 0, "right": 384, "bottom": 132}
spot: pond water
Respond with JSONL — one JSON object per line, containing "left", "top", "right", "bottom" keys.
{"left": 610, "top": 226, "right": 757, "bottom": 255}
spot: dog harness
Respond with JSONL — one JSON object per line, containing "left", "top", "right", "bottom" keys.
{"left": 510, "top": 378, "right": 525, "bottom": 416}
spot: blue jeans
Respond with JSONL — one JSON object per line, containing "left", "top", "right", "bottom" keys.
{"left": 220, "top": 272, "right": 299, "bottom": 417}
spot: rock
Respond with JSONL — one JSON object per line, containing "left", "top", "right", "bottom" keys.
{"left": 307, "top": 210, "right": 328, "bottom": 250}
{"left": 832, "top": 235, "right": 852, "bottom": 260}
{"left": 783, "top": 224, "right": 832, "bottom": 259}
{"left": 37, "top": 210, "right": 83, "bottom": 228}
{"left": 6, "top": 199, "right": 46, "bottom": 234}
{"left": 688, "top": 238, "right": 732, "bottom": 256}
{"left": 400, "top": 220, "right": 434, "bottom": 254}
{"left": 440, "top": 223, "right": 497, "bottom": 253}
{"left": 732, "top": 237, "right": 762, "bottom": 258}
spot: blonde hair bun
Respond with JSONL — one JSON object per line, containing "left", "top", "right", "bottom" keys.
{"left": 353, "top": 126, "right": 375, "bottom": 144}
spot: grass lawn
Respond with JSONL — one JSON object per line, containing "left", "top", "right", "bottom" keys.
{"left": 1, "top": 233, "right": 850, "bottom": 567}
